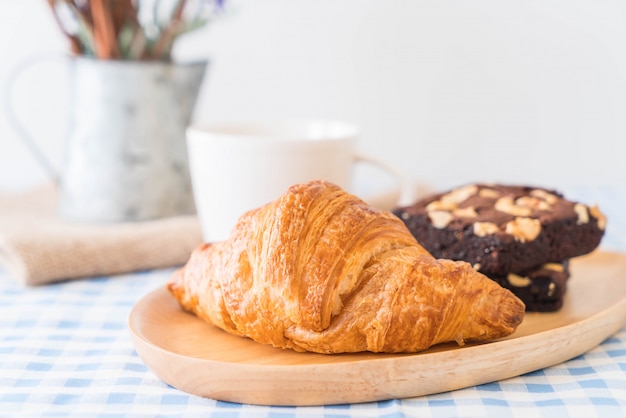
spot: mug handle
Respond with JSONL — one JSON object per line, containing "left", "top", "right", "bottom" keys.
{"left": 354, "top": 152, "right": 416, "bottom": 209}
{"left": 3, "top": 53, "right": 64, "bottom": 184}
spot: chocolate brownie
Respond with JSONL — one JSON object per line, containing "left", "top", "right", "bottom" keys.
{"left": 393, "top": 184, "right": 606, "bottom": 276}
{"left": 485, "top": 261, "right": 570, "bottom": 312}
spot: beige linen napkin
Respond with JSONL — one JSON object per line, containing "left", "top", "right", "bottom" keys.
{"left": 0, "top": 184, "right": 203, "bottom": 286}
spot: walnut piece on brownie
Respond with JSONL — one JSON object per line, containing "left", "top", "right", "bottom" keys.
{"left": 484, "top": 261, "right": 571, "bottom": 312}
{"left": 392, "top": 184, "right": 606, "bottom": 276}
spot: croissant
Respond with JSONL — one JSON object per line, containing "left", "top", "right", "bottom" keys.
{"left": 167, "top": 180, "right": 525, "bottom": 354}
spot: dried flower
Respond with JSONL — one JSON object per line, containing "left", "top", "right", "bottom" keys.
{"left": 47, "top": 0, "right": 225, "bottom": 60}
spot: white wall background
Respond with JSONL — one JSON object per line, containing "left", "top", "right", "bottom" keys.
{"left": 1, "top": 0, "right": 626, "bottom": 194}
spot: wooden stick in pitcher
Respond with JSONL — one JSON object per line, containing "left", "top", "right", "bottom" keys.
{"left": 151, "top": 0, "right": 187, "bottom": 59}
{"left": 110, "top": 0, "right": 137, "bottom": 33}
{"left": 90, "top": 0, "right": 119, "bottom": 59}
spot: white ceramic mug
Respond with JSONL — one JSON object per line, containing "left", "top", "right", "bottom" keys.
{"left": 186, "top": 120, "right": 414, "bottom": 242}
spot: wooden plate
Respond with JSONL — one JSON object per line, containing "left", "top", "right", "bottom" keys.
{"left": 129, "top": 251, "right": 626, "bottom": 406}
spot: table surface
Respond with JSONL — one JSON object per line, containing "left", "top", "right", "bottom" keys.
{"left": 1, "top": 185, "right": 625, "bottom": 417}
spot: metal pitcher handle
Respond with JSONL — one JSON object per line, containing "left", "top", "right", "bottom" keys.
{"left": 3, "top": 53, "right": 64, "bottom": 184}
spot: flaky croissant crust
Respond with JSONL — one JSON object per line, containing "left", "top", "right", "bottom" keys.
{"left": 168, "top": 180, "right": 524, "bottom": 354}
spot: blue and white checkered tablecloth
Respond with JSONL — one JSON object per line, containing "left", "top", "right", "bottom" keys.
{"left": 1, "top": 186, "right": 625, "bottom": 418}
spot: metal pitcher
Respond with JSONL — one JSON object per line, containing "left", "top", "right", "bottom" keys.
{"left": 7, "top": 56, "right": 207, "bottom": 223}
